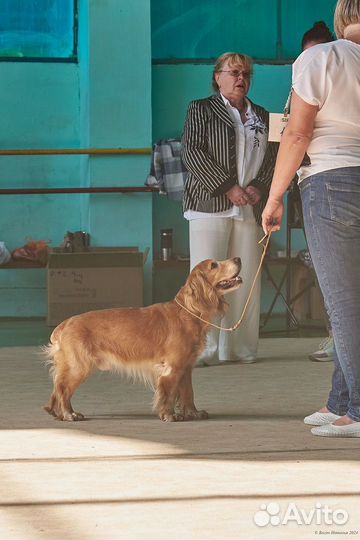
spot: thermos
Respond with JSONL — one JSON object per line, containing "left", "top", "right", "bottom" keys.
{"left": 160, "top": 229, "right": 173, "bottom": 261}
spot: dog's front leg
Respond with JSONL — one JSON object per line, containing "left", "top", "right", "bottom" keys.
{"left": 153, "top": 368, "right": 185, "bottom": 422}
{"left": 177, "top": 366, "right": 208, "bottom": 420}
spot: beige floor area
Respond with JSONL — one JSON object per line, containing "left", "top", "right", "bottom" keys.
{"left": 0, "top": 338, "right": 359, "bottom": 540}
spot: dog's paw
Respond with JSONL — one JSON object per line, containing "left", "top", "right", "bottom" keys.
{"left": 196, "top": 409, "right": 209, "bottom": 420}
{"left": 43, "top": 405, "right": 57, "bottom": 417}
{"left": 184, "top": 409, "right": 209, "bottom": 421}
{"left": 160, "top": 412, "right": 184, "bottom": 422}
{"left": 62, "top": 411, "right": 85, "bottom": 422}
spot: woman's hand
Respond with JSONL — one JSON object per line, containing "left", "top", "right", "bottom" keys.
{"left": 226, "top": 185, "right": 250, "bottom": 206}
{"left": 245, "top": 186, "right": 261, "bottom": 206}
{"left": 261, "top": 196, "right": 284, "bottom": 234}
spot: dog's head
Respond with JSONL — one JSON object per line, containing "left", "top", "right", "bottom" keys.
{"left": 177, "top": 257, "right": 242, "bottom": 316}
{"left": 196, "top": 257, "right": 243, "bottom": 295}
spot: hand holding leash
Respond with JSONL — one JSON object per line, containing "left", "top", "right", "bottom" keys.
{"left": 261, "top": 196, "right": 284, "bottom": 235}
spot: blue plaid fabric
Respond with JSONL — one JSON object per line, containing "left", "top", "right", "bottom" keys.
{"left": 146, "top": 139, "right": 187, "bottom": 201}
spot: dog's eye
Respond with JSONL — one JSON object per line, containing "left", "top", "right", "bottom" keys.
{"left": 210, "top": 261, "right": 218, "bottom": 269}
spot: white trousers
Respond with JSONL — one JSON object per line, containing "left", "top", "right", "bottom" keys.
{"left": 189, "top": 218, "right": 263, "bottom": 362}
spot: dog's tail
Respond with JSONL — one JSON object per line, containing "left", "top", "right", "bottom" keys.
{"left": 41, "top": 320, "right": 68, "bottom": 375}
{"left": 40, "top": 339, "right": 60, "bottom": 379}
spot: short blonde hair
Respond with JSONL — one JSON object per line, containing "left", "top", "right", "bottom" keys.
{"left": 212, "top": 52, "right": 253, "bottom": 93}
{"left": 334, "top": 0, "right": 360, "bottom": 38}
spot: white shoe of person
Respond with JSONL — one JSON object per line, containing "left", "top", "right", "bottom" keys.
{"left": 308, "top": 336, "right": 334, "bottom": 362}
{"left": 311, "top": 422, "right": 360, "bottom": 438}
{"left": 304, "top": 411, "right": 341, "bottom": 425}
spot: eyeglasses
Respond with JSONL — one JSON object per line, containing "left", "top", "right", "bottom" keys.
{"left": 218, "top": 69, "right": 251, "bottom": 79}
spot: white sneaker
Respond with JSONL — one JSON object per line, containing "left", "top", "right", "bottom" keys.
{"left": 308, "top": 336, "right": 334, "bottom": 362}
{"left": 304, "top": 411, "right": 341, "bottom": 425}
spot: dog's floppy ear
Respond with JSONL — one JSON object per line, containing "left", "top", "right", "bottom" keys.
{"left": 180, "top": 267, "right": 225, "bottom": 315}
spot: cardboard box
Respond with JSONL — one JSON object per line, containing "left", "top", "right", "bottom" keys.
{"left": 47, "top": 248, "right": 147, "bottom": 326}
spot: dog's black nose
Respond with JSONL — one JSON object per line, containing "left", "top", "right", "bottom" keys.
{"left": 233, "top": 257, "right": 241, "bottom": 265}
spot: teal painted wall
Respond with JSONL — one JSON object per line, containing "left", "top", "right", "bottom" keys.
{"left": 151, "top": 0, "right": 337, "bottom": 60}
{"left": 86, "top": 0, "right": 153, "bottom": 303}
{"left": 152, "top": 0, "right": 278, "bottom": 60}
{"left": 0, "top": 0, "right": 153, "bottom": 316}
{"left": 0, "top": 61, "right": 82, "bottom": 316}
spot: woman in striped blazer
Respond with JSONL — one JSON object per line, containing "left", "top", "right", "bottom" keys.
{"left": 182, "top": 52, "right": 278, "bottom": 365}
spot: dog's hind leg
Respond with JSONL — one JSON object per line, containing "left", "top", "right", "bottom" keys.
{"left": 44, "top": 392, "right": 59, "bottom": 417}
{"left": 177, "top": 366, "right": 208, "bottom": 420}
{"left": 153, "top": 367, "right": 185, "bottom": 422}
{"left": 44, "top": 350, "right": 90, "bottom": 421}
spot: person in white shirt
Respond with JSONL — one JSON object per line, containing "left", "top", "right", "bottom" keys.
{"left": 182, "top": 52, "right": 278, "bottom": 365}
{"left": 262, "top": 0, "right": 360, "bottom": 438}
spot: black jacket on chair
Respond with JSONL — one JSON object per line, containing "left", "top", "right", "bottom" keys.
{"left": 182, "top": 94, "right": 279, "bottom": 226}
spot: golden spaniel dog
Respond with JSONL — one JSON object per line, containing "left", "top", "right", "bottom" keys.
{"left": 43, "top": 257, "right": 242, "bottom": 422}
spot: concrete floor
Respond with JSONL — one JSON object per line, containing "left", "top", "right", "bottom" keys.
{"left": 0, "top": 338, "right": 359, "bottom": 540}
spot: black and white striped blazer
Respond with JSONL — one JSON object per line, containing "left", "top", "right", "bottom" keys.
{"left": 181, "top": 94, "right": 279, "bottom": 225}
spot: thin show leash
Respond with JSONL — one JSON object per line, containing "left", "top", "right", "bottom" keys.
{"left": 174, "top": 230, "right": 272, "bottom": 332}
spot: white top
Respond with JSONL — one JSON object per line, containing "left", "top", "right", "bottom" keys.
{"left": 184, "top": 94, "right": 267, "bottom": 221}
{"left": 293, "top": 39, "right": 360, "bottom": 182}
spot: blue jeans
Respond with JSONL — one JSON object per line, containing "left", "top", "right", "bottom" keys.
{"left": 300, "top": 167, "right": 360, "bottom": 422}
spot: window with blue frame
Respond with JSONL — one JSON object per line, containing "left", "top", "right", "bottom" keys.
{"left": 0, "top": 0, "right": 77, "bottom": 61}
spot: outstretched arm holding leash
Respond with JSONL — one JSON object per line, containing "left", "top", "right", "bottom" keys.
{"left": 261, "top": 91, "right": 318, "bottom": 235}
